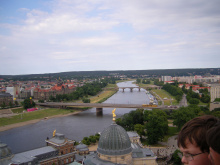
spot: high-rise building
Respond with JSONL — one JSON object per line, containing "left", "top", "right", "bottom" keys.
{"left": 161, "top": 76, "right": 172, "bottom": 82}
{"left": 210, "top": 84, "right": 220, "bottom": 102}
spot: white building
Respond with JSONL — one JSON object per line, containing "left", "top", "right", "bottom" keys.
{"left": 161, "top": 76, "right": 172, "bottom": 82}
{"left": 210, "top": 84, "right": 220, "bottom": 102}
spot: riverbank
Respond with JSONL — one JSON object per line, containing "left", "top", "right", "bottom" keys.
{"left": 0, "top": 110, "right": 83, "bottom": 132}
{"left": 0, "top": 84, "right": 118, "bottom": 132}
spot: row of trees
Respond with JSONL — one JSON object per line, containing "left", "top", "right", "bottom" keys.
{"left": 116, "top": 105, "right": 220, "bottom": 145}
{"left": 162, "top": 81, "right": 210, "bottom": 104}
{"left": 136, "top": 78, "right": 151, "bottom": 84}
{"left": 162, "top": 83, "right": 183, "bottom": 102}
{"left": 0, "top": 101, "right": 19, "bottom": 109}
{"left": 82, "top": 133, "right": 100, "bottom": 145}
{"left": 49, "top": 78, "right": 116, "bottom": 102}
{"left": 183, "top": 85, "right": 210, "bottom": 104}
{"left": 172, "top": 105, "right": 220, "bottom": 130}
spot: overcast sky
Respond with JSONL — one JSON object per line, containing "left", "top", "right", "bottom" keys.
{"left": 0, "top": 0, "right": 220, "bottom": 75}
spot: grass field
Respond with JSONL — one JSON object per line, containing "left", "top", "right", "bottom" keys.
{"left": 152, "top": 89, "right": 178, "bottom": 105}
{"left": 0, "top": 108, "right": 75, "bottom": 127}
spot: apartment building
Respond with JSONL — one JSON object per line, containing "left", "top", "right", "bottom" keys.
{"left": 210, "top": 84, "right": 220, "bottom": 102}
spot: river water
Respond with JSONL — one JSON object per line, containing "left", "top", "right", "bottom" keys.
{"left": 0, "top": 81, "right": 152, "bottom": 154}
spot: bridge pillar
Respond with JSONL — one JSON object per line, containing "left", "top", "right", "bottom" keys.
{"left": 96, "top": 108, "right": 103, "bottom": 116}
{"left": 130, "top": 88, "right": 133, "bottom": 92}
{"left": 122, "top": 88, "right": 125, "bottom": 92}
{"left": 138, "top": 88, "right": 141, "bottom": 92}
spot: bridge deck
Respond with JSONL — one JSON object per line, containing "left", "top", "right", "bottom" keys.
{"left": 36, "top": 102, "right": 178, "bottom": 109}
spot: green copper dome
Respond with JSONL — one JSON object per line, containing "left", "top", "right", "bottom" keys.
{"left": 97, "top": 123, "right": 132, "bottom": 156}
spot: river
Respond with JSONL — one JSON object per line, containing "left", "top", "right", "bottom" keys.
{"left": 0, "top": 81, "right": 153, "bottom": 154}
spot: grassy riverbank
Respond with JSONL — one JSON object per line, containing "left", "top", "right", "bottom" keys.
{"left": 138, "top": 83, "right": 178, "bottom": 106}
{"left": 0, "top": 108, "right": 75, "bottom": 127}
{"left": 0, "top": 83, "right": 118, "bottom": 128}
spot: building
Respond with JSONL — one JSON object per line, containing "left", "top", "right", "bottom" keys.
{"left": 33, "top": 79, "right": 76, "bottom": 100}
{"left": 0, "top": 93, "right": 13, "bottom": 106}
{"left": 0, "top": 133, "right": 76, "bottom": 165}
{"left": 83, "top": 122, "right": 157, "bottom": 165}
{"left": 210, "top": 84, "right": 220, "bottom": 102}
{"left": 210, "top": 102, "right": 220, "bottom": 111}
{"left": 161, "top": 76, "right": 172, "bottom": 82}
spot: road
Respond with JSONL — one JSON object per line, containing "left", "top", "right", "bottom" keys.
{"left": 179, "top": 94, "right": 188, "bottom": 107}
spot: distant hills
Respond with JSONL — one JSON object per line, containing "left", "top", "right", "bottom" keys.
{"left": 0, "top": 68, "right": 220, "bottom": 81}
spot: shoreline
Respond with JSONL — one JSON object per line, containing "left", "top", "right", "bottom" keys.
{"left": 0, "top": 110, "right": 83, "bottom": 132}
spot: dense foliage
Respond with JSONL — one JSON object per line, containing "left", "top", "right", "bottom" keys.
{"left": 116, "top": 109, "right": 144, "bottom": 131}
{"left": 116, "top": 109, "right": 168, "bottom": 145}
{"left": 144, "top": 109, "right": 168, "bottom": 144}
{"left": 172, "top": 105, "right": 220, "bottom": 130}
{"left": 49, "top": 79, "right": 110, "bottom": 102}
{"left": 162, "top": 83, "right": 183, "bottom": 102}
{"left": 22, "top": 98, "right": 36, "bottom": 109}
{"left": 82, "top": 133, "right": 100, "bottom": 145}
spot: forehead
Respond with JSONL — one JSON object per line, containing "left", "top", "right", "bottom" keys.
{"left": 179, "top": 139, "right": 201, "bottom": 153}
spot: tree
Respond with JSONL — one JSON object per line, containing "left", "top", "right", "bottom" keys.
{"left": 9, "top": 101, "right": 13, "bottom": 108}
{"left": 201, "top": 94, "right": 210, "bottom": 103}
{"left": 15, "top": 100, "right": 19, "bottom": 106}
{"left": 172, "top": 107, "right": 196, "bottom": 130}
{"left": 82, "top": 97, "right": 90, "bottom": 103}
{"left": 89, "top": 135, "right": 96, "bottom": 143}
{"left": 136, "top": 78, "right": 141, "bottom": 84}
{"left": 1, "top": 101, "right": 6, "bottom": 108}
{"left": 189, "top": 98, "right": 200, "bottom": 105}
{"left": 82, "top": 137, "right": 91, "bottom": 145}
{"left": 145, "top": 109, "right": 168, "bottom": 144}
{"left": 116, "top": 109, "right": 144, "bottom": 131}
{"left": 134, "top": 124, "right": 145, "bottom": 138}
{"left": 23, "top": 98, "right": 36, "bottom": 109}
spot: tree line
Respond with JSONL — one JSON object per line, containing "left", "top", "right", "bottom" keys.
{"left": 116, "top": 105, "right": 220, "bottom": 145}
{"left": 161, "top": 81, "right": 210, "bottom": 104}
{"left": 48, "top": 78, "right": 116, "bottom": 102}
{"left": 116, "top": 109, "right": 168, "bottom": 145}
{"left": 1, "top": 68, "right": 219, "bottom": 81}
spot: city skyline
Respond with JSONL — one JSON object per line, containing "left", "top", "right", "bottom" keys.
{"left": 0, "top": 0, "right": 220, "bottom": 75}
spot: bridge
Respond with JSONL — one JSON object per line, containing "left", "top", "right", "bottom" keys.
{"left": 116, "top": 85, "right": 162, "bottom": 92}
{"left": 36, "top": 102, "right": 179, "bottom": 115}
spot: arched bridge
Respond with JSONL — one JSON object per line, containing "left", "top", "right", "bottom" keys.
{"left": 116, "top": 85, "right": 162, "bottom": 92}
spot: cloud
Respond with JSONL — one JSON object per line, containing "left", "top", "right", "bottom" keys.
{"left": 0, "top": 0, "right": 220, "bottom": 75}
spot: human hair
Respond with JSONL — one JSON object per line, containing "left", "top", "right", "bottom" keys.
{"left": 206, "top": 121, "right": 220, "bottom": 154}
{"left": 177, "top": 115, "right": 219, "bottom": 153}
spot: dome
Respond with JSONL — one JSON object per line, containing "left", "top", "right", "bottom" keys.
{"left": 0, "top": 141, "right": 12, "bottom": 159}
{"left": 97, "top": 123, "right": 132, "bottom": 156}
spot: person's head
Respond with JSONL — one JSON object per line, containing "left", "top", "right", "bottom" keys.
{"left": 177, "top": 115, "right": 219, "bottom": 165}
{"left": 206, "top": 122, "right": 220, "bottom": 165}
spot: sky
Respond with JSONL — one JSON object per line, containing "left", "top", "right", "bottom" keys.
{"left": 0, "top": 0, "right": 220, "bottom": 75}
